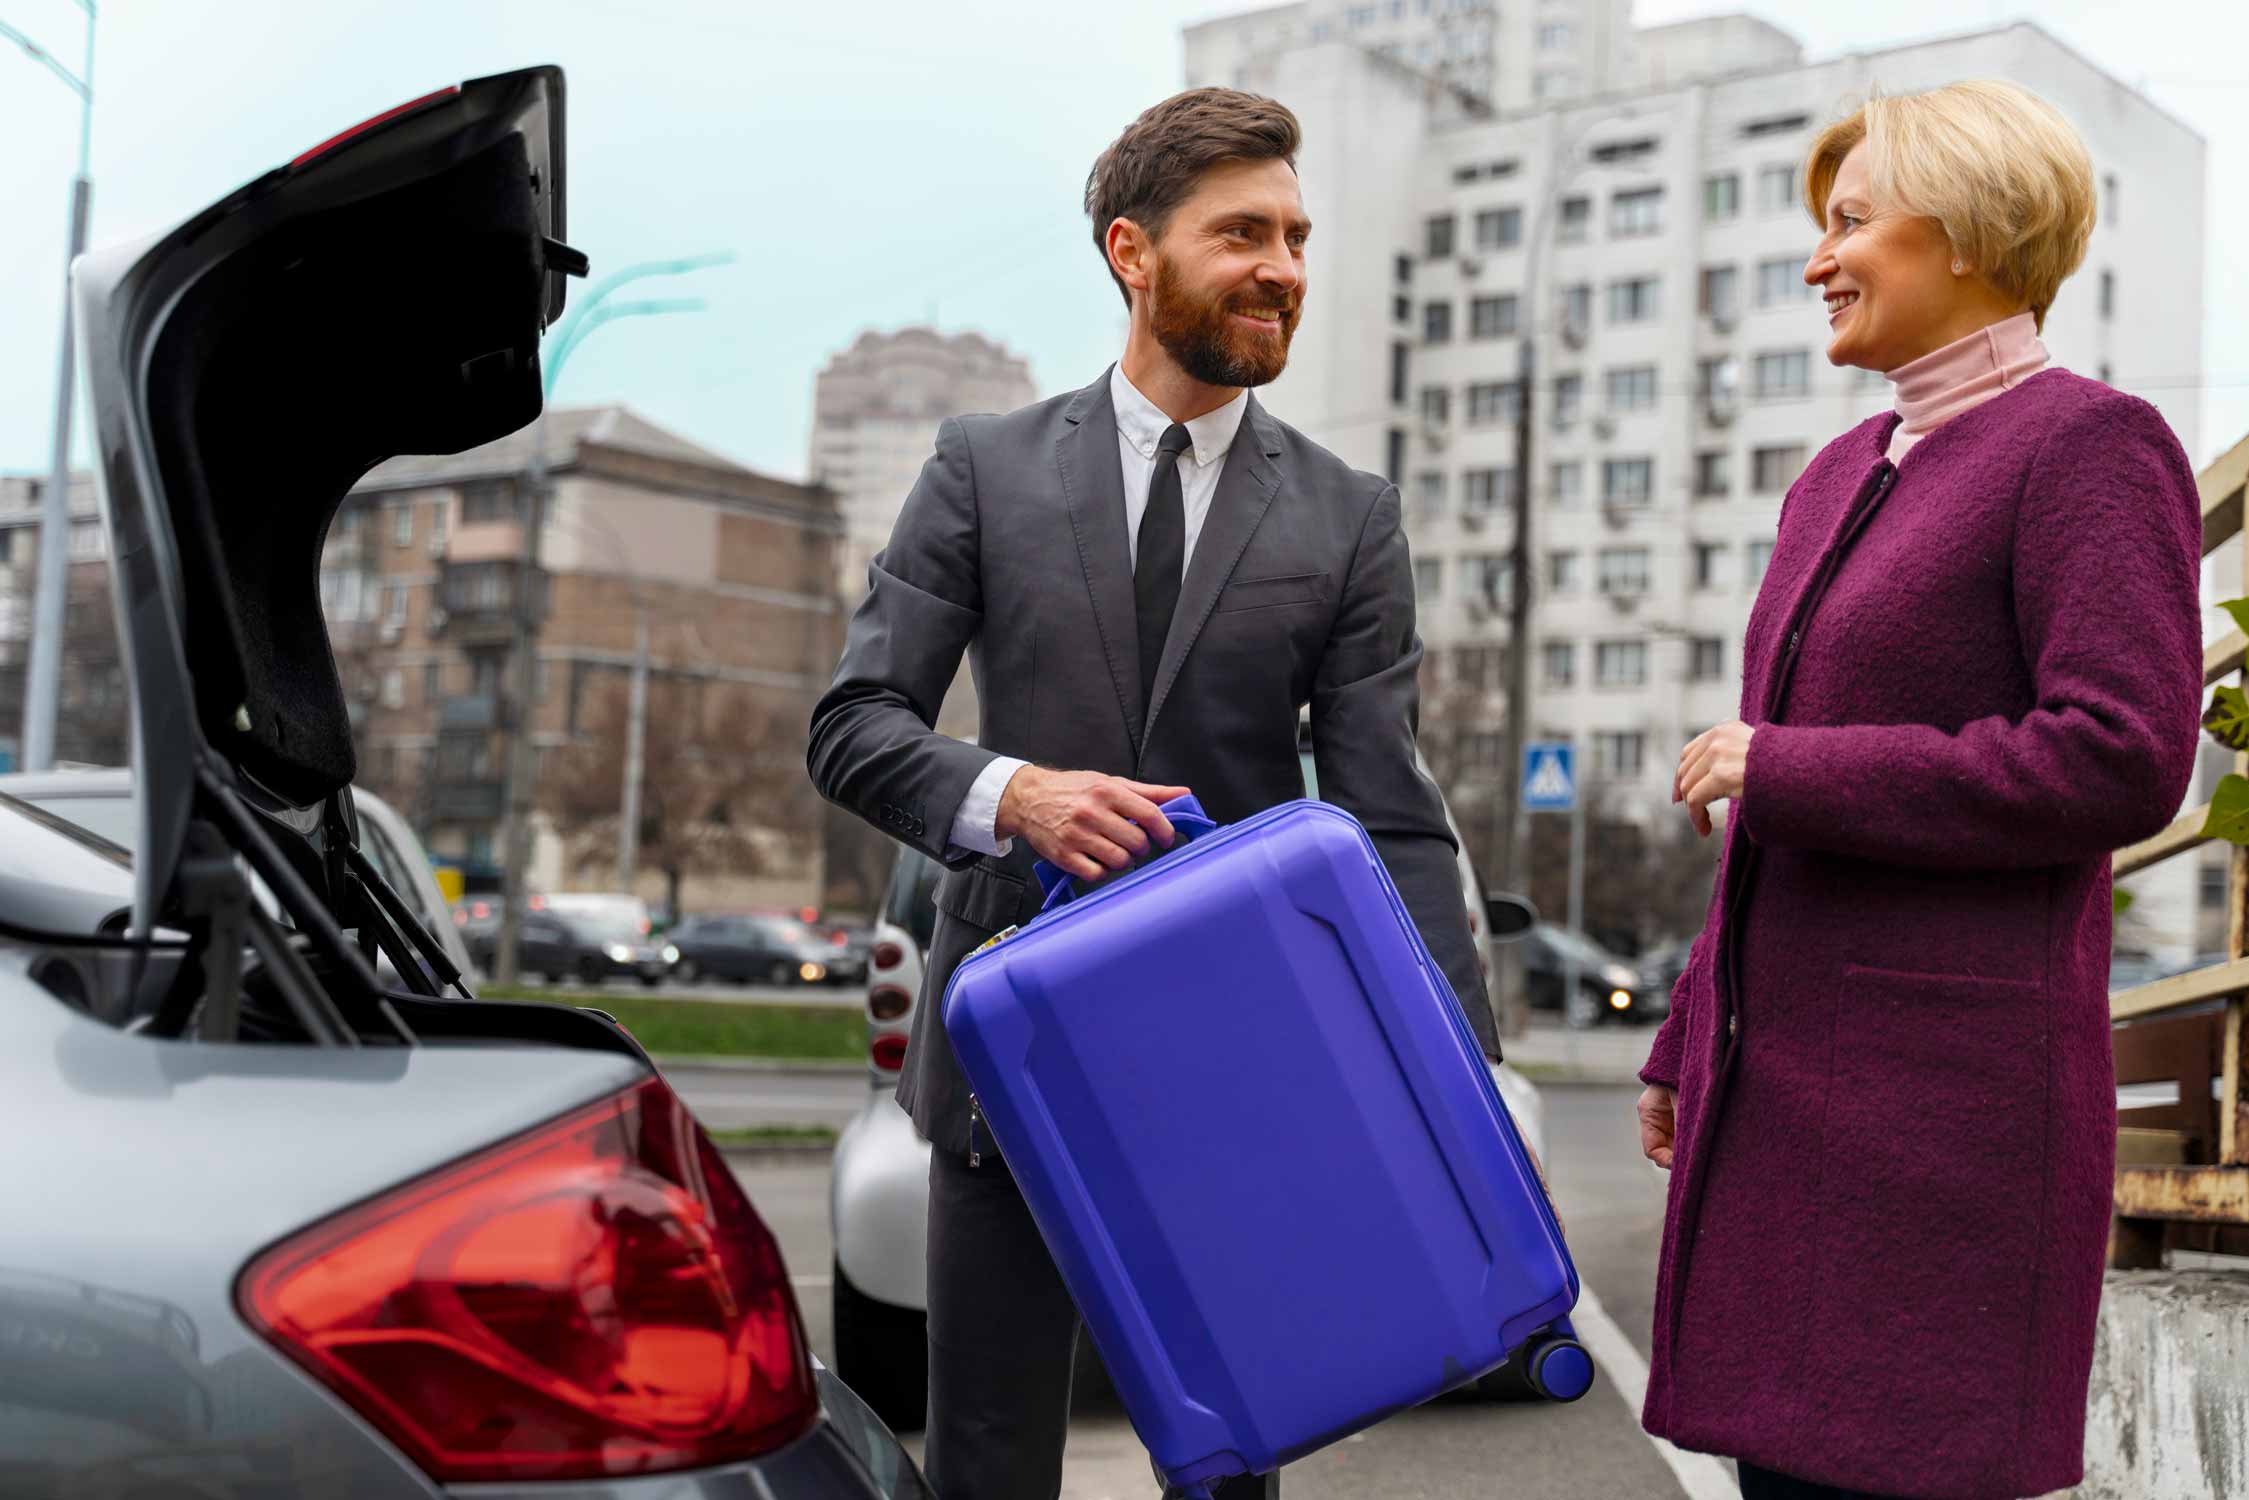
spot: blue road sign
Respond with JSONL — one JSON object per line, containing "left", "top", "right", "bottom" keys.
{"left": 1522, "top": 742, "right": 1576, "bottom": 812}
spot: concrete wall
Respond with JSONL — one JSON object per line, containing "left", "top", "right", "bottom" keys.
{"left": 2078, "top": 1270, "right": 2249, "bottom": 1500}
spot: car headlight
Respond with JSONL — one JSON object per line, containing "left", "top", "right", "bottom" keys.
{"left": 661, "top": 945, "right": 680, "bottom": 963}
{"left": 605, "top": 944, "right": 633, "bottom": 963}
{"left": 1608, "top": 989, "right": 1633, "bottom": 1011}
{"left": 800, "top": 961, "right": 826, "bottom": 983}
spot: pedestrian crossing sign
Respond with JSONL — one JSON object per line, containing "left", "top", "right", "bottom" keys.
{"left": 1522, "top": 742, "right": 1576, "bottom": 812}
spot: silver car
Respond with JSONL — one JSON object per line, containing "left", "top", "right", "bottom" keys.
{"left": 828, "top": 738, "right": 1548, "bottom": 1431}
{"left": 2, "top": 66, "right": 926, "bottom": 1498}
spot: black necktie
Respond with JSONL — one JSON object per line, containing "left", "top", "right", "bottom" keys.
{"left": 1135, "top": 423, "right": 1194, "bottom": 715}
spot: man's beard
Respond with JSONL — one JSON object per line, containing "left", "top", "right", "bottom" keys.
{"left": 1148, "top": 255, "right": 1299, "bottom": 388}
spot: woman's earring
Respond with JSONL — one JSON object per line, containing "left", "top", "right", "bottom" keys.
{"left": 1952, "top": 260, "right": 1967, "bottom": 274}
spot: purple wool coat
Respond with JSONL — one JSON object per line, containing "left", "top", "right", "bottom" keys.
{"left": 1637, "top": 370, "right": 2203, "bottom": 1500}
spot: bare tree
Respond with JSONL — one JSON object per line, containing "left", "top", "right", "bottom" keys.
{"left": 1520, "top": 776, "right": 1720, "bottom": 955}
{"left": 542, "top": 677, "right": 803, "bottom": 918}
{"left": 0, "top": 561, "right": 128, "bottom": 768}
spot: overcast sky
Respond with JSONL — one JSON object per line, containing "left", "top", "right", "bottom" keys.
{"left": 1, "top": 0, "right": 2243, "bottom": 482}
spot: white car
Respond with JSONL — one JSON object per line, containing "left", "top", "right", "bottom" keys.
{"left": 829, "top": 746, "right": 1546, "bottom": 1432}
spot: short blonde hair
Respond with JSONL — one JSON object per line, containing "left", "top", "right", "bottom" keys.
{"left": 1803, "top": 80, "right": 2096, "bottom": 332}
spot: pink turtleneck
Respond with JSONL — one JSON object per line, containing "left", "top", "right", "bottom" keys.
{"left": 1883, "top": 311, "right": 2051, "bottom": 463}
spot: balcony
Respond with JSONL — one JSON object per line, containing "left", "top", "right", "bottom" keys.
{"left": 438, "top": 693, "right": 498, "bottom": 733}
{"left": 434, "top": 560, "right": 544, "bottom": 644}
{"left": 429, "top": 781, "right": 504, "bottom": 823}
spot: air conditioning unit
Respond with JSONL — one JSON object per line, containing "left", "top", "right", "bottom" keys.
{"left": 1458, "top": 255, "right": 1483, "bottom": 278}
{"left": 380, "top": 622, "right": 404, "bottom": 644}
{"left": 1560, "top": 317, "right": 1588, "bottom": 349}
{"left": 1461, "top": 508, "right": 1486, "bottom": 533}
{"left": 1703, "top": 395, "right": 1739, "bottom": 428}
{"left": 1420, "top": 420, "right": 1450, "bottom": 451}
{"left": 1464, "top": 598, "right": 1489, "bottom": 626}
{"left": 1711, "top": 308, "right": 1739, "bottom": 334}
{"left": 1590, "top": 414, "right": 1618, "bottom": 441}
{"left": 427, "top": 607, "right": 449, "bottom": 634}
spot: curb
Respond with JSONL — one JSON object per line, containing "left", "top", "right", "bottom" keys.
{"left": 650, "top": 1053, "right": 868, "bottom": 1077}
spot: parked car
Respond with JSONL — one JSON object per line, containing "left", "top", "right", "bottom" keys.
{"left": 1520, "top": 922, "right": 1667, "bottom": 1028}
{"left": 827, "top": 734, "right": 1548, "bottom": 1432}
{"left": 0, "top": 766, "right": 474, "bottom": 988}
{"left": 463, "top": 905, "right": 679, "bottom": 987}
{"left": 671, "top": 911, "right": 860, "bottom": 987}
{"left": 4, "top": 67, "right": 925, "bottom": 1495}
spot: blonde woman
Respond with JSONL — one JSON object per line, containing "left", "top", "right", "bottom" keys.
{"left": 1637, "top": 81, "right": 2202, "bottom": 1499}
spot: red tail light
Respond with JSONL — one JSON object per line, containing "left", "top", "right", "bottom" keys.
{"left": 290, "top": 86, "right": 459, "bottom": 169}
{"left": 868, "top": 984, "right": 913, "bottom": 1022}
{"left": 237, "top": 1078, "right": 818, "bottom": 1482}
{"left": 872, "top": 941, "right": 903, "bottom": 972}
{"left": 871, "top": 1035, "right": 909, "bottom": 1072}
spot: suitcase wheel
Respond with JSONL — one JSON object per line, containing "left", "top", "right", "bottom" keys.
{"left": 1526, "top": 1336, "right": 1594, "bottom": 1402}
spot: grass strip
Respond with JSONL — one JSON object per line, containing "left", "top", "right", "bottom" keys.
{"left": 481, "top": 987, "right": 865, "bottom": 1061}
{"left": 704, "top": 1125, "right": 840, "bottom": 1150}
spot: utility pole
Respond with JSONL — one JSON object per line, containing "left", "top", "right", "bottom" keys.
{"left": 1496, "top": 330, "right": 1535, "bottom": 892}
{"left": 9, "top": 4, "right": 97, "bottom": 772}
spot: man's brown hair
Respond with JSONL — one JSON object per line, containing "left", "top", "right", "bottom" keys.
{"left": 1084, "top": 88, "right": 1302, "bottom": 309}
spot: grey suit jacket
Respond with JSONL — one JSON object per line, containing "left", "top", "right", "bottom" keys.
{"left": 807, "top": 368, "right": 1497, "bottom": 1157}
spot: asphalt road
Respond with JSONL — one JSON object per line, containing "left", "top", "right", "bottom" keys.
{"left": 494, "top": 972, "right": 867, "bottom": 1007}
{"left": 722, "top": 1081, "right": 1706, "bottom": 1500}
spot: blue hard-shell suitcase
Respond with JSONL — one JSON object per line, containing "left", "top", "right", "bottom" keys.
{"left": 942, "top": 795, "right": 1588, "bottom": 1496}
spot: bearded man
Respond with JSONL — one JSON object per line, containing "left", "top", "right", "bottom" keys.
{"left": 808, "top": 87, "right": 1496, "bottom": 1500}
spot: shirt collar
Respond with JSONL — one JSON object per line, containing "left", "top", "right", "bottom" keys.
{"left": 1109, "top": 363, "right": 1248, "bottom": 469}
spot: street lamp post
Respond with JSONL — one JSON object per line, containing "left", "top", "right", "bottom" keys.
{"left": 488, "top": 254, "right": 730, "bottom": 985}
{"left": 6, "top": 3, "right": 97, "bottom": 772}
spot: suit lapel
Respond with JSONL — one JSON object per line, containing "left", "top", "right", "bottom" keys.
{"left": 1143, "top": 394, "right": 1283, "bottom": 746}
{"left": 1057, "top": 370, "right": 1145, "bottom": 749}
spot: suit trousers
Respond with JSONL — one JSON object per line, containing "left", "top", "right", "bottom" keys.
{"left": 923, "top": 1143, "right": 1278, "bottom": 1500}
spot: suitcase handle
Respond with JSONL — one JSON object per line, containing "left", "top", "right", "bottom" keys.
{"left": 1031, "top": 793, "right": 1218, "bottom": 916}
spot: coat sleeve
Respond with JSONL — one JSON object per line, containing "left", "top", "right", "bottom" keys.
{"left": 1638, "top": 936, "right": 1702, "bottom": 1089}
{"left": 806, "top": 417, "right": 1002, "bottom": 870}
{"left": 1309, "top": 482, "right": 1500, "bottom": 1060}
{"left": 1738, "top": 393, "right": 2204, "bottom": 870}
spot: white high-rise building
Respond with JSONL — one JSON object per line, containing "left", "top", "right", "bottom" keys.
{"left": 1182, "top": 12, "right": 2210, "bottom": 957}
{"left": 809, "top": 327, "right": 1037, "bottom": 604}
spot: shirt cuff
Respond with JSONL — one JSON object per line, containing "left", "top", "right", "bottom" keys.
{"left": 946, "top": 755, "right": 1029, "bottom": 858}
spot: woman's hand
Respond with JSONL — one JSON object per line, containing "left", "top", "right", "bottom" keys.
{"left": 1636, "top": 1085, "right": 1677, "bottom": 1170}
{"left": 1674, "top": 721, "right": 1756, "bottom": 837}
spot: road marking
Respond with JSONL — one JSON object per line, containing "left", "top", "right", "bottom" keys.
{"left": 1573, "top": 1282, "right": 1738, "bottom": 1500}
{"left": 791, "top": 1274, "right": 833, "bottom": 1290}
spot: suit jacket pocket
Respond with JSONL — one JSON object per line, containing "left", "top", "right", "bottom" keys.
{"left": 933, "top": 861, "right": 1026, "bottom": 934}
{"left": 1214, "top": 571, "right": 1329, "bottom": 614}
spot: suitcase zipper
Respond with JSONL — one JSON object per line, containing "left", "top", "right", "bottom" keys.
{"left": 968, "top": 1093, "right": 983, "bottom": 1169}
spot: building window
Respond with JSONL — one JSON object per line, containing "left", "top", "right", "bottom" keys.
{"left": 2201, "top": 859, "right": 2227, "bottom": 910}
{"left": 2104, "top": 172, "right": 2119, "bottom": 225}
{"left": 1423, "top": 301, "right": 1454, "bottom": 344}
{"left": 1454, "top": 645, "right": 1501, "bottom": 692}
{"left": 319, "top": 568, "right": 370, "bottom": 621}
{"left": 383, "top": 582, "right": 409, "bottom": 631}
{"left": 1694, "top": 450, "right": 1731, "bottom": 498}
{"left": 1595, "top": 731, "right": 1647, "bottom": 778}
{"left": 1425, "top": 213, "right": 1456, "bottom": 259}
{"left": 1607, "top": 276, "right": 1661, "bottom": 323}
{"left": 1550, "top": 461, "right": 1583, "bottom": 508}
{"left": 1463, "top": 466, "right": 1515, "bottom": 515}
{"left": 1557, "top": 196, "right": 1591, "bottom": 244}
{"left": 458, "top": 481, "right": 518, "bottom": 525}
{"left": 1609, "top": 187, "right": 1664, "bottom": 238}
{"left": 1414, "top": 558, "right": 1443, "bottom": 601}
{"left": 1751, "top": 444, "right": 1806, "bottom": 494}
{"left": 1739, "top": 112, "right": 1810, "bottom": 139}
{"left": 1411, "top": 470, "right": 1446, "bottom": 525}
{"left": 392, "top": 505, "right": 414, "bottom": 548}
{"left": 1689, "top": 636, "right": 1725, "bottom": 681}
{"left": 1548, "top": 549, "right": 1582, "bottom": 593}
{"left": 68, "top": 519, "right": 105, "bottom": 560}
{"left": 1700, "top": 264, "right": 1739, "bottom": 323}
{"left": 1393, "top": 294, "right": 1413, "bottom": 325}
{"left": 381, "top": 669, "right": 405, "bottom": 709}
{"left": 1693, "top": 540, "right": 1725, "bottom": 590}
{"left": 1538, "top": 20, "right": 1573, "bottom": 47}
{"left": 1552, "top": 374, "right": 1583, "bottom": 427}
{"left": 1751, "top": 350, "right": 1810, "bottom": 401}
{"left": 1704, "top": 172, "right": 1740, "bottom": 222}
{"left": 2100, "top": 269, "right": 2115, "bottom": 320}
{"left": 1391, "top": 342, "right": 1411, "bottom": 404}
{"left": 1459, "top": 553, "right": 1513, "bottom": 609}
{"left": 1756, "top": 256, "right": 1812, "bottom": 307}
{"left": 1466, "top": 381, "right": 1520, "bottom": 426}
{"left": 1386, "top": 426, "right": 1406, "bottom": 484}
{"left": 2099, "top": 362, "right": 2114, "bottom": 386}
{"left": 1603, "top": 366, "right": 1657, "bottom": 412}
{"left": 1595, "top": 639, "right": 1648, "bottom": 687}
{"left": 426, "top": 499, "right": 449, "bottom": 557}
{"left": 1603, "top": 458, "right": 1654, "bottom": 508}
{"left": 1596, "top": 545, "right": 1651, "bottom": 595}
{"left": 1395, "top": 252, "right": 1413, "bottom": 284}
{"left": 1747, "top": 539, "right": 1775, "bottom": 586}
{"left": 1421, "top": 386, "right": 1451, "bottom": 425}
{"left": 1543, "top": 640, "right": 1576, "bottom": 688}
{"left": 1473, "top": 206, "right": 1524, "bottom": 250}
{"left": 424, "top": 661, "right": 442, "bottom": 703}
{"left": 1558, "top": 282, "right": 1592, "bottom": 334}
{"left": 1757, "top": 162, "right": 1797, "bottom": 214}
{"left": 1470, "top": 293, "right": 1520, "bottom": 339}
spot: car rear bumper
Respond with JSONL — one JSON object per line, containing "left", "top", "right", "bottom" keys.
{"left": 449, "top": 1363, "right": 929, "bottom": 1498}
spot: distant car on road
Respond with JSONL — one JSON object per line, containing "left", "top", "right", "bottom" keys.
{"left": 1520, "top": 922, "right": 1666, "bottom": 1028}
{"left": 463, "top": 905, "right": 678, "bottom": 987}
{"left": 827, "top": 738, "right": 1548, "bottom": 1432}
{"left": 670, "top": 911, "right": 859, "bottom": 987}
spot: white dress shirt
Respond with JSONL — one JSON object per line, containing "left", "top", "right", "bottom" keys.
{"left": 945, "top": 365, "right": 1250, "bottom": 857}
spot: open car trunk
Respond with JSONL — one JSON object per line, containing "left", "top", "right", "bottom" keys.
{"left": 45, "top": 66, "right": 629, "bottom": 1054}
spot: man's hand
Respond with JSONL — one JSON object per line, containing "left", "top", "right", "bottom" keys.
{"left": 996, "top": 766, "right": 1192, "bottom": 882}
{"left": 1636, "top": 1085, "right": 1677, "bottom": 1171}
{"left": 1673, "top": 720, "right": 1756, "bottom": 838}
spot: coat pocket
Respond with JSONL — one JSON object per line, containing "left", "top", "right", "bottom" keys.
{"left": 1795, "top": 963, "right": 2047, "bottom": 1474}
{"left": 933, "top": 861, "right": 1026, "bottom": 934}
{"left": 1213, "top": 570, "right": 1329, "bottom": 614}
